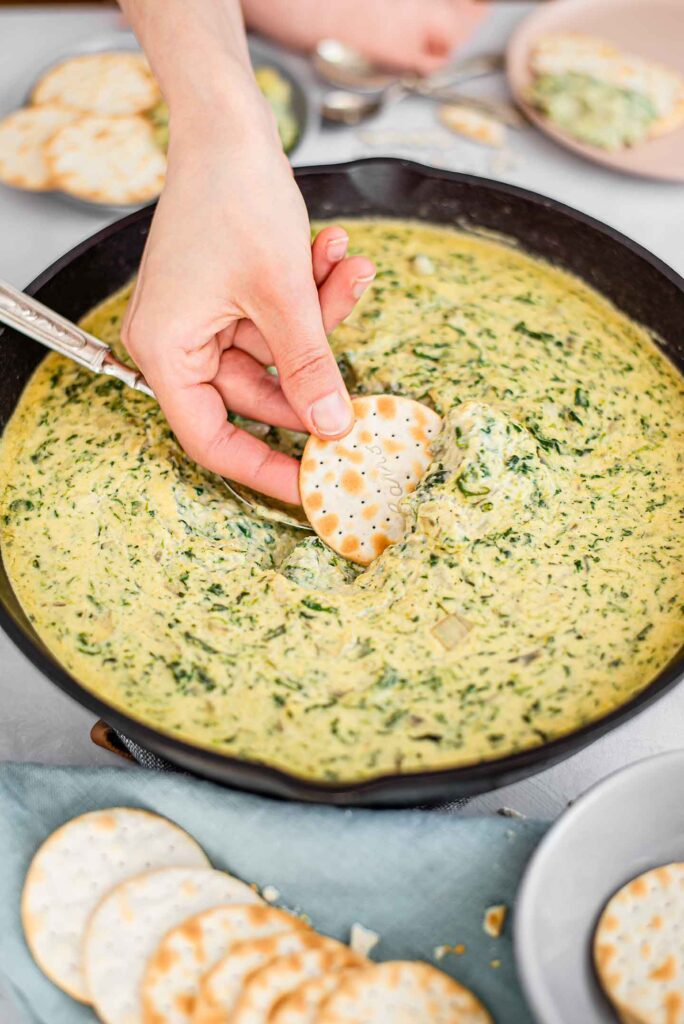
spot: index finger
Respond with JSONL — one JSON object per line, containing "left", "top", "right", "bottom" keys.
{"left": 156, "top": 379, "right": 300, "bottom": 504}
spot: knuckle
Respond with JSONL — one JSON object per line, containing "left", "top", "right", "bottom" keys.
{"left": 278, "top": 348, "right": 333, "bottom": 390}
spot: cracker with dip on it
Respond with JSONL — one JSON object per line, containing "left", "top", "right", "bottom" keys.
{"left": 299, "top": 394, "right": 442, "bottom": 566}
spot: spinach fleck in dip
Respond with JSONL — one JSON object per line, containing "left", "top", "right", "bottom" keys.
{"left": 1, "top": 220, "right": 683, "bottom": 782}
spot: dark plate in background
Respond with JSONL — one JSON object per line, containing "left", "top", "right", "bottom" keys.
{"left": 1, "top": 158, "right": 682, "bottom": 805}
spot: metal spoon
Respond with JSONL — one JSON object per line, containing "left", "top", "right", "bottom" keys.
{"left": 322, "top": 84, "right": 525, "bottom": 128}
{"left": 314, "top": 39, "right": 504, "bottom": 93}
{"left": 0, "top": 279, "right": 311, "bottom": 532}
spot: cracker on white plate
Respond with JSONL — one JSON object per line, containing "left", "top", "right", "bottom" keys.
{"left": 31, "top": 52, "right": 160, "bottom": 116}
{"left": 299, "top": 395, "right": 441, "bottom": 566}
{"left": 46, "top": 114, "right": 166, "bottom": 205}
{"left": 193, "top": 930, "right": 330, "bottom": 1024}
{"left": 271, "top": 971, "right": 358, "bottom": 1024}
{"left": 594, "top": 862, "right": 684, "bottom": 1024}
{"left": 83, "top": 866, "right": 261, "bottom": 1024}
{"left": 439, "top": 105, "right": 506, "bottom": 148}
{"left": 232, "top": 943, "right": 364, "bottom": 1024}
{"left": 21, "top": 807, "right": 208, "bottom": 1003}
{"left": 0, "top": 104, "right": 79, "bottom": 190}
{"left": 316, "top": 961, "right": 493, "bottom": 1024}
{"left": 142, "top": 904, "right": 309, "bottom": 1024}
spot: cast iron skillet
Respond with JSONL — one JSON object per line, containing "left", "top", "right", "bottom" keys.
{"left": 1, "top": 158, "right": 683, "bottom": 806}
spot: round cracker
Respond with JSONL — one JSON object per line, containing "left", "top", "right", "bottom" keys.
{"left": 0, "top": 104, "right": 79, "bottom": 190}
{"left": 31, "top": 52, "right": 160, "bottom": 116}
{"left": 299, "top": 395, "right": 441, "bottom": 566}
{"left": 84, "top": 867, "right": 261, "bottom": 1024}
{"left": 194, "top": 931, "right": 336, "bottom": 1024}
{"left": 232, "top": 944, "right": 363, "bottom": 1024}
{"left": 21, "top": 807, "right": 209, "bottom": 1003}
{"left": 142, "top": 904, "right": 309, "bottom": 1024}
{"left": 46, "top": 114, "right": 166, "bottom": 205}
{"left": 594, "top": 862, "right": 684, "bottom": 1024}
{"left": 271, "top": 971, "right": 358, "bottom": 1024}
{"left": 317, "top": 961, "right": 492, "bottom": 1024}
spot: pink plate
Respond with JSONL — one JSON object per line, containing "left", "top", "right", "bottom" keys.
{"left": 506, "top": 0, "right": 684, "bottom": 181}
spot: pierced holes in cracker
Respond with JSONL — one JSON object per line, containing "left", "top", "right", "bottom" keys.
{"left": 299, "top": 395, "right": 441, "bottom": 566}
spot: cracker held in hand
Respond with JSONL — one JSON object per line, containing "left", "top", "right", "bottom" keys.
{"left": 0, "top": 105, "right": 78, "bottom": 191}
{"left": 31, "top": 52, "right": 160, "bottom": 116}
{"left": 20, "top": 808, "right": 208, "bottom": 1003}
{"left": 594, "top": 862, "right": 684, "bottom": 1024}
{"left": 46, "top": 114, "right": 166, "bottom": 205}
{"left": 300, "top": 395, "right": 442, "bottom": 565}
{"left": 194, "top": 930, "right": 330, "bottom": 1024}
{"left": 232, "top": 943, "right": 364, "bottom": 1024}
{"left": 317, "top": 961, "right": 493, "bottom": 1023}
{"left": 84, "top": 866, "right": 261, "bottom": 1024}
{"left": 142, "top": 904, "right": 308, "bottom": 1024}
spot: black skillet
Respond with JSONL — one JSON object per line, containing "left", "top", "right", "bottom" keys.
{"left": 1, "top": 158, "right": 682, "bottom": 806}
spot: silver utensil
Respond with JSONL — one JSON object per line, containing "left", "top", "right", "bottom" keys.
{"left": 322, "top": 83, "right": 524, "bottom": 127}
{"left": 0, "top": 280, "right": 311, "bottom": 532}
{"left": 314, "top": 39, "right": 504, "bottom": 92}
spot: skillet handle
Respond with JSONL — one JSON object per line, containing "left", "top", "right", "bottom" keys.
{"left": 0, "top": 279, "right": 154, "bottom": 398}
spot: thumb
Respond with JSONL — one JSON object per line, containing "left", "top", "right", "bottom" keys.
{"left": 252, "top": 277, "right": 364, "bottom": 440}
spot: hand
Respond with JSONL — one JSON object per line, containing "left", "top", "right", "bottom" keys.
{"left": 123, "top": 95, "right": 375, "bottom": 506}
{"left": 242, "top": 0, "right": 488, "bottom": 76}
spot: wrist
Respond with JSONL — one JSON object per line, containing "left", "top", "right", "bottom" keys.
{"left": 168, "top": 63, "right": 279, "bottom": 150}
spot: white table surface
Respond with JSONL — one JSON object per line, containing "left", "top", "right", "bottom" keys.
{"left": 0, "top": 5, "right": 682, "bottom": 1020}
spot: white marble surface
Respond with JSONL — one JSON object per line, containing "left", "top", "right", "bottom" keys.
{"left": 0, "top": 5, "right": 682, "bottom": 1020}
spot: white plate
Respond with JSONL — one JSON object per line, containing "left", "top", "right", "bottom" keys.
{"left": 515, "top": 750, "right": 684, "bottom": 1023}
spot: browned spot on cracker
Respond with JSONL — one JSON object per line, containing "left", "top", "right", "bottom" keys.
{"left": 383, "top": 438, "right": 405, "bottom": 455}
{"left": 665, "top": 992, "right": 683, "bottom": 1024}
{"left": 377, "top": 396, "right": 396, "bottom": 419}
{"left": 651, "top": 954, "right": 677, "bottom": 982}
{"left": 649, "top": 913, "right": 664, "bottom": 930}
{"left": 153, "top": 944, "right": 179, "bottom": 973}
{"left": 596, "top": 944, "right": 616, "bottom": 969}
{"left": 341, "top": 469, "right": 364, "bottom": 495}
{"left": 372, "top": 533, "right": 391, "bottom": 556}
{"left": 641, "top": 942, "right": 652, "bottom": 960}
{"left": 93, "top": 812, "right": 117, "bottom": 832}
{"left": 656, "top": 866, "right": 673, "bottom": 886}
{"left": 306, "top": 492, "right": 323, "bottom": 512}
{"left": 301, "top": 458, "right": 317, "bottom": 472}
{"left": 358, "top": 429, "right": 373, "bottom": 445}
{"left": 354, "top": 398, "right": 370, "bottom": 416}
{"left": 630, "top": 878, "right": 647, "bottom": 897}
{"left": 175, "top": 992, "right": 195, "bottom": 1015}
{"left": 411, "top": 426, "right": 428, "bottom": 444}
{"left": 335, "top": 444, "right": 363, "bottom": 464}
{"left": 324, "top": 471, "right": 334, "bottom": 484}
{"left": 318, "top": 513, "right": 339, "bottom": 537}
{"left": 602, "top": 914, "right": 619, "bottom": 932}
{"left": 362, "top": 504, "right": 380, "bottom": 520}
{"left": 340, "top": 536, "right": 360, "bottom": 556}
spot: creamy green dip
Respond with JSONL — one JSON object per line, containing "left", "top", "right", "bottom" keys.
{"left": 530, "top": 72, "right": 658, "bottom": 150}
{"left": 1, "top": 220, "right": 683, "bottom": 782}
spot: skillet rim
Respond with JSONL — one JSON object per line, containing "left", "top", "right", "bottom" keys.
{"left": 1, "top": 156, "right": 682, "bottom": 805}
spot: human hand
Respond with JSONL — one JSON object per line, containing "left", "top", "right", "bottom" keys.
{"left": 243, "top": 0, "right": 488, "bottom": 76}
{"left": 123, "top": 93, "right": 375, "bottom": 506}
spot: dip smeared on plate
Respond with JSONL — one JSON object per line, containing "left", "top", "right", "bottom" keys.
{"left": 1, "top": 220, "right": 683, "bottom": 782}
{"left": 528, "top": 34, "right": 684, "bottom": 150}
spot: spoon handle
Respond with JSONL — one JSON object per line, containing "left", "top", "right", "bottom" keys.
{"left": 0, "top": 279, "right": 153, "bottom": 397}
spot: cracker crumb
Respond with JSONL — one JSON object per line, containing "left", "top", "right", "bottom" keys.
{"left": 483, "top": 904, "right": 507, "bottom": 938}
{"left": 497, "top": 806, "right": 526, "bottom": 819}
{"left": 261, "top": 884, "right": 280, "bottom": 903}
{"left": 350, "top": 922, "right": 380, "bottom": 957}
{"left": 433, "top": 943, "right": 466, "bottom": 960}
{"left": 411, "top": 254, "right": 435, "bottom": 276}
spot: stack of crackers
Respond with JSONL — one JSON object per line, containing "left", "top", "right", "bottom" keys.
{"left": 21, "top": 806, "right": 493, "bottom": 1023}
{"left": 0, "top": 52, "right": 166, "bottom": 205}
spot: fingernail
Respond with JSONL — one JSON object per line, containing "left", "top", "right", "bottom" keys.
{"left": 326, "top": 234, "right": 348, "bottom": 261}
{"left": 310, "top": 390, "right": 353, "bottom": 437}
{"left": 352, "top": 272, "right": 376, "bottom": 299}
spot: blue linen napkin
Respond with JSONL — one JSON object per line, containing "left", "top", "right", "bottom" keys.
{"left": 0, "top": 762, "right": 548, "bottom": 1023}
